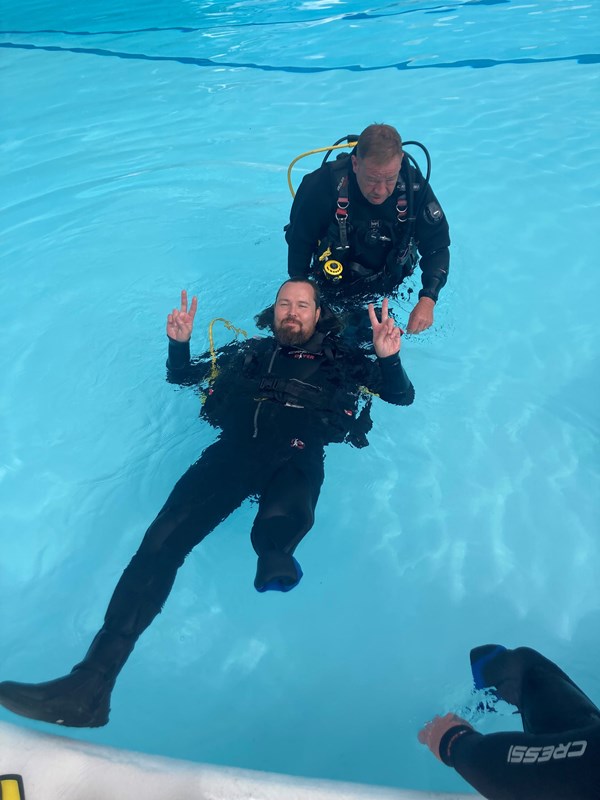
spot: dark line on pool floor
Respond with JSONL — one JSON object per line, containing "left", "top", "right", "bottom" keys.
{"left": 0, "top": 1, "right": 510, "bottom": 37}
{"left": 1, "top": 41, "right": 598, "bottom": 74}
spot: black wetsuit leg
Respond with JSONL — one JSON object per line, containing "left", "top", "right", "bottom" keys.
{"left": 251, "top": 451, "right": 324, "bottom": 553}
{"left": 0, "top": 433, "right": 328, "bottom": 727}
{"left": 0, "top": 437, "right": 261, "bottom": 727}
{"left": 250, "top": 442, "right": 325, "bottom": 589}
{"left": 97, "top": 437, "right": 258, "bottom": 651}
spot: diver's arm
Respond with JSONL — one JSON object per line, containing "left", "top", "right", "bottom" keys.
{"left": 167, "top": 339, "right": 246, "bottom": 387}
{"left": 287, "top": 242, "right": 313, "bottom": 279}
{"left": 166, "top": 336, "right": 213, "bottom": 386}
{"left": 167, "top": 337, "right": 193, "bottom": 382}
{"left": 414, "top": 181, "right": 450, "bottom": 303}
{"left": 165, "top": 290, "right": 208, "bottom": 385}
{"left": 443, "top": 724, "right": 600, "bottom": 800}
{"left": 376, "top": 354, "right": 414, "bottom": 406}
{"left": 286, "top": 169, "right": 334, "bottom": 278}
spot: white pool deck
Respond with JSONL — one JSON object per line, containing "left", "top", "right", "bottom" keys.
{"left": 0, "top": 721, "right": 480, "bottom": 799}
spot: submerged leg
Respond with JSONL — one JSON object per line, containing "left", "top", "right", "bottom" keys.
{"left": 470, "top": 644, "right": 600, "bottom": 735}
{"left": 0, "top": 440, "right": 252, "bottom": 727}
{"left": 251, "top": 456, "right": 324, "bottom": 592}
{"left": 0, "top": 630, "right": 134, "bottom": 728}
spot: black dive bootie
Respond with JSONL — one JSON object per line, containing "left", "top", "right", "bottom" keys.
{"left": 0, "top": 629, "right": 134, "bottom": 728}
{"left": 254, "top": 550, "right": 303, "bottom": 593}
{"left": 0, "top": 668, "right": 112, "bottom": 728}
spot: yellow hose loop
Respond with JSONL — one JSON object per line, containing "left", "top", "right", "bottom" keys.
{"left": 287, "top": 142, "right": 358, "bottom": 197}
{"left": 207, "top": 317, "right": 248, "bottom": 385}
{"left": 359, "top": 385, "right": 379, "bottom": 398}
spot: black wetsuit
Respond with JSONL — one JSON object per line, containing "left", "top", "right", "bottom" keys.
{"left": 0, "top": 328, "right": 414, "bottom": 729}
{"left": 285, "top": 157, "right": 450, "bottom": 305}
{"left": 441, "top": 647, "right": 600, "bottom": 800}
{"left": 97, "top": 329, "right": 414, "bottom": 659}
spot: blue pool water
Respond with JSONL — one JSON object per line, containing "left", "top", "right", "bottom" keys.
{"left": 1, "top": 0, "right": 599, "bottom": 793}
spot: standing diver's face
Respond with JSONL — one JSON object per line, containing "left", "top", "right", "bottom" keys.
{"left": 274, "top": 281, "right": 321, "bottom": 346}
{"left": 352, "top": 153, "right": 403, "bottom": 205}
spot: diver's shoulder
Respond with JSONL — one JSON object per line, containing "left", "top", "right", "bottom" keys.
{"left": 298, "top": 161, "right": 338, "bottom": 194}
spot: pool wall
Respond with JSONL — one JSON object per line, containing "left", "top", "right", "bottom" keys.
{"left": 0, "top": 721, "right": 478, "bottom": 800}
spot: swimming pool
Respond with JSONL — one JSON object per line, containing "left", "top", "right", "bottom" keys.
{"left": 1, "top": 0, "right": 599, "bottom": 794}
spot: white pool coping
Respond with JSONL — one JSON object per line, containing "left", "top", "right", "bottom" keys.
{"left": 0, "top": 721, "right": 479, "bottom": 799}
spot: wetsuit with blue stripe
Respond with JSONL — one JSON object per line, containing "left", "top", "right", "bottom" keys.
{"left": 441, "top": 646, "right": 600, "bottom": 800}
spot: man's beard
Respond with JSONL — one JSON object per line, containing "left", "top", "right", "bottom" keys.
{"left": 274, "top": 318, "right": 314, "bottom": 347}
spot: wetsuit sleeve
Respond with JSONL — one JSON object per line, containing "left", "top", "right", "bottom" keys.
{"left": 414, "top": 181, "right": 450, "bottom": 303}
{"left": 376, "top": 354, "right": 415, "bottom": 406}
{"left": 285, "top": 167, "right": 336, "bottom": 278}
{"left": 440, "top": 723, "right": 600, "bottom": 800}
{"left": 166, "top": 338, "right": 211, "bottom": 385}
{"left": 344, "top": 348, "right": 414, "bottom": 406}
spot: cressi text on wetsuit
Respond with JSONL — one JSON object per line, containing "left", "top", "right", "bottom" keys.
{"left": 441, "top": 647, "right": 600, "bottom": 800}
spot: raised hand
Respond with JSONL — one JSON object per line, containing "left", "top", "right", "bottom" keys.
{"left": 368, "top": 298, "right": 403, "bottom": 358}
{"left": 166, "top": 290, "right": 198, "bottom": 342}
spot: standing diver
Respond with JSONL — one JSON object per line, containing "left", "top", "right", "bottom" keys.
{"left": 0, "top": 278, "right": 414, "bottom": 728}
{"left": 285, "top": 123, "right": 450, "bottom": 338}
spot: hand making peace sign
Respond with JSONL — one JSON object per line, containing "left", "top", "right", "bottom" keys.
{"left": 368, "top": 298, "right": 403, "bottom": 358}
{"left": 166, "top": 290, "right": 198, "bottom": 342}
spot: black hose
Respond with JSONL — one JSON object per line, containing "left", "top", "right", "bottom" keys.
{"left": 321, "top": 134, "right": 359, "bottom": 166}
